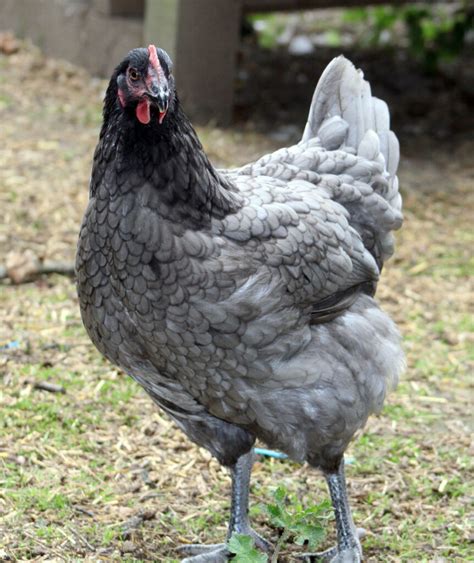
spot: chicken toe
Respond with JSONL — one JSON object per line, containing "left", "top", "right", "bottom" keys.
{"left": 300, "top": 459, "right": 363, "bottom": 562}
{"left": 179, "top": 543, "right": 228, "bottom": 562}
{"left": 179, "top": 451, "right": 271, "bottom": 561}
{"left": 299, "top": 530, "right": 364, "bottom": 562}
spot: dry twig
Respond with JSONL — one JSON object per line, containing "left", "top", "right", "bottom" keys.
{"left": 0, "top": 255, "right": 75, "bottom": 284}
{"left": 32, "top": 381, "right": 66, "bottom": 394}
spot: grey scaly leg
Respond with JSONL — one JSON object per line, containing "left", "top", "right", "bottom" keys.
{"left": 300, "top": 459, "right": 363, "bottom": 562}
{"left": 179, "top": 450, "right": 270, "bottom": 562}
{"left": 325, "top": 460, "right": 362, "bottom": 561}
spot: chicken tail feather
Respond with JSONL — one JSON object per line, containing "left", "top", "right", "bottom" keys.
{"left": 302, "top": 56, "right": 401, "bottom": 213}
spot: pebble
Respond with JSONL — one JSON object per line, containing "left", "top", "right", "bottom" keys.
{"left": 121, "top": 540, "right": 136, "bottom": 554}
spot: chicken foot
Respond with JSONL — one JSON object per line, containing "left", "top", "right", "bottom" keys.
{"left": 300, "top": 459, "right": 363, "bottom": 563}
{"left": 179, "top": 449, "right": 270, "bottom": 562}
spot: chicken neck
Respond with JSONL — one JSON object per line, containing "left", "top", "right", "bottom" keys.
{"left": 91, "top": 100, "right": 241, "bottom": 228}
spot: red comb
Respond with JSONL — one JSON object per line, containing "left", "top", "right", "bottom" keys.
{"left": 148, "top": 44, "right": 161, "bottom": 74}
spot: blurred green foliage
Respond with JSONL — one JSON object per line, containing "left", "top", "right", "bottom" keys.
{"left": 344, "top": 4, "right": 473, "bottom": 71}
{"left": 248, "top": 4, "right": 473, "bottom": 72}
{"left": 246, "top": 13, "right": 284, "bottom": 49}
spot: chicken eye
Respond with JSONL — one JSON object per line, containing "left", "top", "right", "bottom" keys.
{"left": 129, "top": 68, "right": 140, "bottom": 81}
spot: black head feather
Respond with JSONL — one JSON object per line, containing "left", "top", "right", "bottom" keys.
{"left": 103, "top": 46, "right": 176, "bottom": 129}
{"left": 92, "top": 46, "right": 240, "bottom": 226}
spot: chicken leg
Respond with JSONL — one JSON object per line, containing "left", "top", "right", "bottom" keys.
{"left": 301, "top": 459, "right": 363, "bottom": 562}
{"left": 179, "top": 449, "right": 270, "bottom": 562}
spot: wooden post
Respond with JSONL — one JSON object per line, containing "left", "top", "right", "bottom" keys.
{"left": 103, "top": 0, "right": 145, "bottom": 16}
{"left": 144, "top": 0, "right": 242, "bottom": 124}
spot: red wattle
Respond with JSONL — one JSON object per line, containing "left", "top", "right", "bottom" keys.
{"left": 136, "top": 99, "right": 151, "bottom": 124}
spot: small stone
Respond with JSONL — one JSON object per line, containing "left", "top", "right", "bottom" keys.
{"left": 121, "top": 540, "right": 136, "bottom": 554}
{"left": 127, "top": 482, "right": 142, "bottom": 493}
{"left": 143, "top": 422, "right": 156, "bottom": 436}
{"left": 140, "top": 508, "right": 156, "bottom": 520}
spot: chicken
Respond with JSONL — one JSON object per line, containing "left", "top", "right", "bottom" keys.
{"left": 76, "top": 45, "right": 405, "bottom": 562}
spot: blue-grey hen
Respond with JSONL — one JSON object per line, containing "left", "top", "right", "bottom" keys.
{"left": 76, "top": 45, "right": 405, "bottom": 562}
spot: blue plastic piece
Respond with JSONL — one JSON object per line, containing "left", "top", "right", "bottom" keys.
{"left": 0, "top": 340, "right": 20, "bottom": 351}
{"left": 254, "top": 448, "right": 288, "bottom": 459}
{"left": 255, "top": 447, "right": 356, "bottom": 465}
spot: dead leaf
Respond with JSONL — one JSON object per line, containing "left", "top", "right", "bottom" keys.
{"left": 6, "top": 249, "right": 41, "bottom": 284}
{"left": 0, "top": 32, "right": 20, "bottom": 55}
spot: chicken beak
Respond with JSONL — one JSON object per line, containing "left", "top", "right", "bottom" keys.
{"left": 147, "top": 77, "right": 169, "bottom": 124}
{"left": 156, "top": 91, "right": 169, "bottom": 123}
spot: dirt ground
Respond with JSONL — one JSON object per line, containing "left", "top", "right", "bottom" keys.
{"left": 0, "top": 39, "right": 472, "bottom": 562}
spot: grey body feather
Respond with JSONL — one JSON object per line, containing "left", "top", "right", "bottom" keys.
{"left": 77, "top": 56, "right": 404, "bottom": 471}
